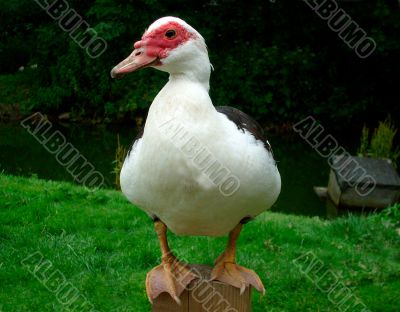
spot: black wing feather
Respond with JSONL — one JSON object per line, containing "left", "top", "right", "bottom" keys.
{"left": 127, "top": 126, "right": 144, "bottom": 156}
{"left": 216, "top": 106, "right": 274, "bottom": 156}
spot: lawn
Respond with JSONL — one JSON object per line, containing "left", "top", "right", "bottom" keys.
{"left": 0, "top": 174, "right": 399, "bottom": 311}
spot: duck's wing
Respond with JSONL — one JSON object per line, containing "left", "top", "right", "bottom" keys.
{"left": 215, "top": 106, "right": 274, "bottom": 157}
{"left": 127, "top": 126, "right": 144, "bottom": 156}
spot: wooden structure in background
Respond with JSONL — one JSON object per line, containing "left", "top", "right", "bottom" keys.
{"left": 152, "top": 265, "right": 252, "bottom": 312}
{"left": 327, "top": 156, "right": 400, "bottom": 209}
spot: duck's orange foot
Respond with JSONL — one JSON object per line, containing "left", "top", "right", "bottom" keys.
{"left": 210, "top": 256, "right": 265, "bottom": 295}
{"left": 146, "top": 253, "right": 198, "bottom": 304}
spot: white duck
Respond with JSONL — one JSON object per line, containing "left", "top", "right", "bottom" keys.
{"left": 111, "top": 16, "right": 281, "bottom": 303}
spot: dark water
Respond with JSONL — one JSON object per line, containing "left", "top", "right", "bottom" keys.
{"left": 0, "top": 121, "right": 358, "bottom": 217}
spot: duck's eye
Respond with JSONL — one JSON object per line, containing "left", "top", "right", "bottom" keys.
{"left": 165, "top": 29, "right": 176, "bottom": 39}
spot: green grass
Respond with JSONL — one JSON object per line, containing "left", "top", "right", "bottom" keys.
{"left": 0, "top": 174, "right": 399, "bottom": 311}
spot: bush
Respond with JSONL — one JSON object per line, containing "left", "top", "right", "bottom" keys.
{"left": 0, "top": 0, "right": 399, "bottom": 125}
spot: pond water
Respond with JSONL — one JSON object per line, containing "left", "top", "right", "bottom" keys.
{"left": 0, "top": 121, "right": 359, "bottom": 218}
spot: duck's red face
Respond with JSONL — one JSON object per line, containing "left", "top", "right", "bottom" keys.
{"left": 111, "top": 21, "right": 194, "bottom": 78}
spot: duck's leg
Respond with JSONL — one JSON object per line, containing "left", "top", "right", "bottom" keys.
{"left": 146, "top": 220, "right": 198, "bottom": 304}
{"left": 210, "top": 222, "right": 265, "bottom": 294}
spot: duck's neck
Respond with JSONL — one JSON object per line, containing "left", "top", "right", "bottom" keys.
{"left": 147, "top": 48, "right": 214, "bottom": 125}
{"left": 165, "top": 51, "right": 211, "bottom": 92}
{"left": 169, "top": 71, "right": 210, "bottom": 91}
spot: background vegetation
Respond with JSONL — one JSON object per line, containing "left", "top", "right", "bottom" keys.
{"left": 1, "top": 0, "right": 399, "bottom": 127}
{"left": 358, "top": 119, "right": 400, "bottom": 166}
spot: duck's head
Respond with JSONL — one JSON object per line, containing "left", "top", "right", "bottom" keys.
{"left": 111, "top": 17, "right": 210, "bottom": 80}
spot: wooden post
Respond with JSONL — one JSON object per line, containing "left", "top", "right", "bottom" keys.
{"left": 152, "top": 265, "right": 252, "bottom": 312}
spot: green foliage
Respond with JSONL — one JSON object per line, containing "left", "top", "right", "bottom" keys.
{"left": 112, "top": 134, "right": 127, "bottom": 190}
{"left": 358, "top": 119, "right": 400, "bottom": 166}
{"left": 0, "top": 0, "right": 399, "bottom": 124}
{"left": 370, "top": 119, "right": 400, "bottom": 162}
{"left": 0, "top": 72, "right": 32, "bottom": 117}
{"left": 1, "top": 174, "right": 399, "bottom": 311}
{"left": 379, "top": 203, "right": 400, "bottom": 228}
{"left": 211, "top": 46, "right": 320, "bottom": 121}
{"left": 358, "top": 124, "right": 370, "bottom": 156}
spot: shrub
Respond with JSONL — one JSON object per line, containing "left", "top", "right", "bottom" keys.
{"left": 358, "top": 119, "right": 400, "bottom": 166}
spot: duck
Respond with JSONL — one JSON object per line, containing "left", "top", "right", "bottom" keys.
{"left": 111, "top": 16, "right": 281, "bottom": 304}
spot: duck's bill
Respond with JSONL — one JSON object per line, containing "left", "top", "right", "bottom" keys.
{"left": 110, "top": 49, "right": 159, "bottom": 78}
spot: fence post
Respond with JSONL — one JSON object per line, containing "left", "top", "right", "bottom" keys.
{"left": 152, "top": 264, "right": 252, "bottom": 312}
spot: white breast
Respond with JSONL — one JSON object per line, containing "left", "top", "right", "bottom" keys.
{"left": 120, "top": 79, "right": 281, "bottom": 236}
